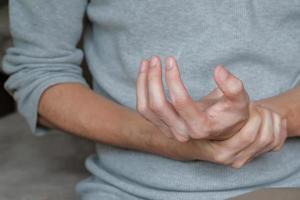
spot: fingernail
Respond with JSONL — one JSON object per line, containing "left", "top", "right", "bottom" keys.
{"left": 166, "top": 57, "right": 174, "bottom": 70}
{"left": 139, "top": 60, "right": 147, "bottom": 73}
{"left": 150, "top": 56, "right": 158, "bottom": 68}
{"left": 217, "top": 65, "right": 228, "bottom": 82}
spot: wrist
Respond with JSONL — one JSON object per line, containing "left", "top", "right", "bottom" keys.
{"left": 254, "top": 96, "right": 295, "bottom": 136}
{"left": 134, "top": 113, "right": 202, "bottom": 160}
{"left": 254, "top": 98, "right": 289, "bottom": 119}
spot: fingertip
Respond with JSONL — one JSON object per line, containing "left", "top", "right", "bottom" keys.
{"left": 213, "top": 65, "right": 226, "bottom": 93}
{"left": 231, "top": 162, "right": 243, "bottom": 169}
{"left": 214, "top": 65, "right": 228, "bottom": 83}
{"left": 273, "top": 146, "right": 282, "bottom": 152}
{"left": 139, "top": 59, "right": 148, "bottom": 73}
{"left": 153, "top": 55, "right": 161, "bottom": 60}
{"left": 165, "top": 56, "right": 177, "bottom": 71}
{"left": 150, "top": 55, "right": 160, "bottom": 68}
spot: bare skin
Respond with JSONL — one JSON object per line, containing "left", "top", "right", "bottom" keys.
{"left": 136, "top": 56, "right": 288, "bottom": 168}
{"left": 38, "top": 83, "right": 210, "bottom": 161}
{"left": 137, "top": 56, "right": 251, "bottom": 141}
{"left": 38, "top": 56, "right": 300, "bottom": 168}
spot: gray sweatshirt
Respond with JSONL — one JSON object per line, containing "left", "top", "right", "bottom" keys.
{"left": 2, "top": 0, "right": 300, "bottom": 199}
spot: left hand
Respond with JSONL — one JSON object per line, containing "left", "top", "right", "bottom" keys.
{"left": 136, "top": 56, "right": 250, "bottom": 142}
{"left": 135, "top": 55, "right": 287, "bottom": 168}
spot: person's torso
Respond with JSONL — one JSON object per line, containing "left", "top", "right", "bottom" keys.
{"left": 81, "top": 1, "right": 300, "bottom": 199}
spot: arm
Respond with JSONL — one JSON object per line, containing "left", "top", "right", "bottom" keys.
{"left": 136, "top": 56, "right": 287, "bottom": 168}
{"left": 3, "top": 0, "right": 89, "bottom": 134}
{"left": 3, "top": 0, "right": 288, "bottom": 167}
{"left": 2, "top": 0, "right": 203, "bottom": 161}
{"left": 255, "top": 85, "right": 300, "bottom": 137}
{"left": 38, "top": 82, "right": 202, "bottom": 160}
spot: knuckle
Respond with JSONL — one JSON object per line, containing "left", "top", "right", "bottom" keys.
{"left": 149, "top": 100, "right": 166, "bottom": 113}
{"left": 262, "top": 107, "right": 272, "bottom": 119}
{"left": 172, "top": 96, "right": 190, "bottom": 110}
{"left": 174, "top": 134, "right": 189, "bottom": 142}
{"left": 191, "top": 120, "right": 214, "bottom": 139}
{"left": 273, "top": 112, "right": 281, "bottom": 120}
{"left": 260, "top": 134, "right": 273, "bottom": 147}
{"left": 188, "top": 123, "right": 208, "bottom": 139}
{"left": 174, "top": 122, "right": 188, "bottom": 135}
{"left": 213, "top": 150, "right": 231, "bottom": 165}
{"left": 231, "top": 161, "right": 244, "bottom": 169}
{"left": 137, "top": 104, "right": 149, "bottom": 115}
{"left": 252, "top": 111, "right": 263, "bottom": 127}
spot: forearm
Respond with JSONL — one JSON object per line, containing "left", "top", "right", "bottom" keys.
{"left": 255, "top": 85, "right": 300, "bottom": 137}
{"left": 38, "top": 83, "right": 199, "bottom": 160}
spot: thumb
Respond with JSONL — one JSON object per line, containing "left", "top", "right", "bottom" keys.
{"left": 214, "top": 65, "right": 249, "bottom": 103}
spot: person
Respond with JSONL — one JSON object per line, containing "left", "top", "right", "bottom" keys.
{"left": 2, "top": 0, "right": 300, "bottom": 199}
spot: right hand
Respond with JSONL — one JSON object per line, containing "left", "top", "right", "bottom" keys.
{"left": 193, "top": 104, "right": 287, "bottom": 168}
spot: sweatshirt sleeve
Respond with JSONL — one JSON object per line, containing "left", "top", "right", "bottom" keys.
{"left": 2, "top": 0, "right": 89, "bottom": 135}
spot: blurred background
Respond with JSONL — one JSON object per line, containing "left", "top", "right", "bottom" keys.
{"left": 0, "top": 0, "right": 14, "bottom": 118}
{"left": 0, "top": 1, "right": 93, "bottom": 199}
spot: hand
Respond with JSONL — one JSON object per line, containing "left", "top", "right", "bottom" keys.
{"left": 198, "top": 104, "right": 288, "bottom": 168}
{"left": 136, "top": 56, "right": 250, "bottom": 142}
{"left": 135, "top": 56, "right": 287, "bottom": 167}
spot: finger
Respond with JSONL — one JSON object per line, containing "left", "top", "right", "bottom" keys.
{"left": 232, "top": 107, "right": 274, "bottom": 168}
{"left": 171, "top": 125, "right": 191, "bottom": 142}
{"left": 255, "top": 108, "right": 282, "bottom": 157}
{"left": 253, "top": 109, "right": 278, "bottom": 156}
{"left": 136, "top": 59, "right": 174, "bottom": 138}
{"left": 219, "top": 105, "right": 261, "bottom": 151}
{"left": 267, "top": 112, "right": 282, "bottom": 152}
{"left": 202, "top": 87, "right": 223, "bottom": 101}
{"left": 272, "top": 113, "right": 282, "bottom": 149}
{"left": 274, "top": 119, "right": 287, "bottom": 151}
{"left": 147, "top": 56, "right": 189, "bottom": 141}
{"left": 209, "top": 107, "right": 261, "bottom": 167}
{"left": 136, "top": 59, "right": 150, "bottom": 115}
{"left": 214, "top": 65, "right": 249, "bottom": 107}
{"left": 240, "top": 156, "right": 254, "bottom": 167}
{"left": 197, "top": 88, "right": 223, "bottom": 110}
{"left": 165, "top": 56, "right": 209, "bottom": 139}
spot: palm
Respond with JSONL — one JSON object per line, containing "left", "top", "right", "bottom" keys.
{"left": 194, "top": 88, "right": 248, "bottom": 140}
